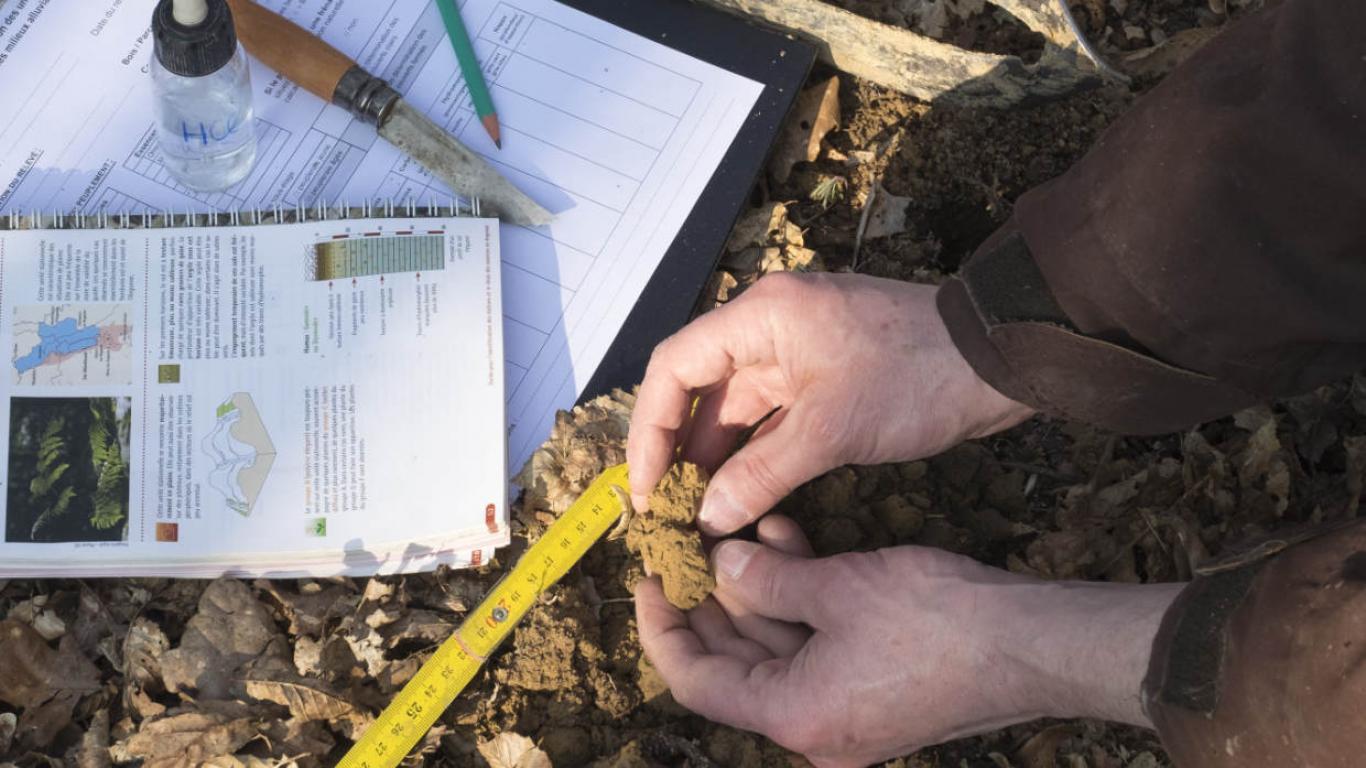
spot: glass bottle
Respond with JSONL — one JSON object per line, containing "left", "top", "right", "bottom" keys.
{"left": 150, "top": 0, "right": 257, "bottom": 192}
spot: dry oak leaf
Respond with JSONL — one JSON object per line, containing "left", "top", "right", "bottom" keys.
{"left": 112, "top": 705, "right": 260, "bottom": 768}
{"left": 769, "top": 76, "right": 840, "bottom": 184}
{"left": 124, "top": 617, "right": 169, "bottom": 687}
{"left": 0, "top": 620, "right": 99, "bottom": 709}
{"left": 160, "top": 580, "right": 293, "bottom": 701}
{"left": 243, "top": 678, "right": 363, "bottom": 723}
{"left": 478, "top": 732, "right": 553, "bottom": 768}
{"left": 0, "top": 619, "right": 100, "bottom": 749}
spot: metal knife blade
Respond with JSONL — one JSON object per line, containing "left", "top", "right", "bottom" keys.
{"left": 381, "top": 101, "right": 554, "bottom": 228}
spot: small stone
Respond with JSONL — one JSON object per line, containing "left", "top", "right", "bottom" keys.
{"left": 1123, "top": 24, "right": 1147, "bottom": 42}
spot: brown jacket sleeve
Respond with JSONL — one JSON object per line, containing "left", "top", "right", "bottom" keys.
{"left": 1142, "top": 519, "right": 1366, "bottom": 768}
{"left": 937, "top": 0, "right": 1366, "bottom": 434}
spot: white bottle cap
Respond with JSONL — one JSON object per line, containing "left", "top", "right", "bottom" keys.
{"left": 172, "top": 0, "right": 209, "bottom": 26}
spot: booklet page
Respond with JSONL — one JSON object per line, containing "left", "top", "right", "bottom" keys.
{"left": 0, "top": 216, "right": 506, "bottom": 575}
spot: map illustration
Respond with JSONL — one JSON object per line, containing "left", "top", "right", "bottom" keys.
{"left": 12, "top": 304, "right": 134, "bottom": 386}
{"left": 203, "top": 393, "right": 276, "bottom": 516}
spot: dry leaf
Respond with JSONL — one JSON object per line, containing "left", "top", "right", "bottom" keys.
{"left": 0, "top": 620, "right": 98, "bottom": 710}
{"left": 769, "top": 77, "right": 840, "bottom": 184}
{"left": 259, "top": 717, "right": 336, "bottom": 761}
{"left": 782, "top": 245, "right": 820, "bottom": 271}
{"left": 160, "top": 580, "right": 293, "bottom": 701}
{"left": 722, "top": 247, "right": 779, "bottom": 274}
{"left": 1237, "top": 414, "right": 1291, "bottom": 516}
{"left": 257, "top": 580, "right": 359, "bottom": 637}
{"left": 1122, "top": 26, "right": 1223, "bottom": 79}
{"left": 112, "top": 705, "right": 260, "bottom": 768}
{"left": 382, "top": 610, "right": 455, "bottom": 648}
{"left": 124, "top": 618, "right": 169, "bottom": 688}
{"left": 725, "top": 203, "right": 801, "bottom": 253}
{"left": 0, "top": 620, "right": 100, "bottom": 749}
{"left": 70, "top": 709, "right": 111, "bottom": 768}
{"left": 478, "top": 732, "right": 553, "bottom": 768}
{"left": 243, "top": 678, "right": 360, "bottom": 722}
{"left": 1017, "top": 723, "right": 1081, "bottom": 768}
{"left": 363, "top": 578, "right": 395, "bottom": 603}
{"left": 862, "top": 186, "right": 911, "bottom": 241}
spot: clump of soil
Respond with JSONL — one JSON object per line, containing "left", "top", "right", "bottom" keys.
{"left": 626, "top": 463, "right": 715, "bottom": 610}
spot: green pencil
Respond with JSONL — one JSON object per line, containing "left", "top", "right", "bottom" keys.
{"left": 434, "top": 0, "right": 502, "bottom": 148}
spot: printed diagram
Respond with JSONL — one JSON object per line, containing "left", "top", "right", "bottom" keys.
{"left": 12, "top": 304, "right": 134, "bottom": 386}
{"left": 203, "top": 393, "right": 276, "bottom": 516}
{"left": 307, "top": 234, "right": 446, "bottom": 281}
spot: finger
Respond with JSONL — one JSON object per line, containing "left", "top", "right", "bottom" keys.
{"left": 715, "top": 516, "right": 814, "bottom": 656}
{"left": 699, "top": 403, "right": 838, "bottom": 535}
{"left": 681, "top": 365, "right": 785, "bottom": 472}
{"left": 712, "top": 587, "right": 810, "bottom": 658}
{"left": 686, "top": 597, "right": 774, "bottom": 666}
{"left": 627, "top": 289, "right": 783, "bottom": 512}
{"left": 635, "top": 576, "right": 791, "bottom": 733}
{"left": 757, "top": 514, "right": 815, "bottom": 558}
{"left": 711, "top": 539, "right": 826, "bottom": 625}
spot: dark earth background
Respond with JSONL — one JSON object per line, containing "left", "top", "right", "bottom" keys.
{"left": 7, "top": 1, "right": 1353, "bottom": 766}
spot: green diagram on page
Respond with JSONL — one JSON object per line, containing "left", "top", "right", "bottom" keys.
{"left": 202, "top": 393, "right": 276, "bottom": 516}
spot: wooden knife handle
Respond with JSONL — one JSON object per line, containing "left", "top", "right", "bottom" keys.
{"left": 225, "top": 0, "right": 355, "bottom": 102}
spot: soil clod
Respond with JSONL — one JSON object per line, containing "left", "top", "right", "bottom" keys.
{"left": 627, "top": 463, "right": 716, "bottom": 610}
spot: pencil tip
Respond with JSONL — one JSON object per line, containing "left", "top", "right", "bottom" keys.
{"left": 482, "top": 114, "right": 502, "bottom": 149}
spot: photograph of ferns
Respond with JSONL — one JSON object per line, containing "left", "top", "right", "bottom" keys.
{"left": 6, "top": 397, "right": 132, "bottom": 543}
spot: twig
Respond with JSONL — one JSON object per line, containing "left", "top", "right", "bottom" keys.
{"left": 851, "top": 180, "right": 878, "bottom": 272}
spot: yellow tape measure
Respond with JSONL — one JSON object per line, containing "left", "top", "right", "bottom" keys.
{"left": 337, "top": 464, "right": 630, "bottom": 768}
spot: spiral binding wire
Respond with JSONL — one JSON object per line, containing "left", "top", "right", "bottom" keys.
{"left": 0, "top": 198, "right": 482, "bottom": 230}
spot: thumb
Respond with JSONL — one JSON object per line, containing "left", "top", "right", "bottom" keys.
{"left": 698, "top": 406, "right": 836, "bottom": 535}
{"left": 711, "top": 539, "right": 826, "bottom": 625}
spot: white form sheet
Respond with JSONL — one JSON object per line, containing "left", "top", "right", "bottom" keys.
{"left": 0, "top": 0, "right": 763, "bottom": 471}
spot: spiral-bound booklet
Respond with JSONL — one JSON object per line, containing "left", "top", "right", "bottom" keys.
{"left": 0, "top": 205, "right": 506, "bottom": 578}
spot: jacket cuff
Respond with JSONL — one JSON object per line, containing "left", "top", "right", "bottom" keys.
{"left": 1142, "top": 519, "right": 1366, "bottom": 767}
{"left": 936, "top": 226, "right": 1257, "bottom": 434}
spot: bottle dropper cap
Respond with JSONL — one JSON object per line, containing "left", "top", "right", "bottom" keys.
{"left": 173, "top": 0, "right": 208, "bottom": 26}
{"left": 153, "top": 0, "right": 238, "bottom": 78}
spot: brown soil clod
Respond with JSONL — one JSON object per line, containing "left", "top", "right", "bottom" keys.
{"left": 626, "top": 462, "right": 716, "bottom": 610}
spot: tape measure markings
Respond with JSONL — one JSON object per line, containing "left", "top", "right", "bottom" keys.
{"left": 337, "top": 463, "right": 630, "bottom": 768}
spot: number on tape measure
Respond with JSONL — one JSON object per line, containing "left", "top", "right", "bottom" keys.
{"left": 336, "top": 463, "right": 630, "bottom": 768}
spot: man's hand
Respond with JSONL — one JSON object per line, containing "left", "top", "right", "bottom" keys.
{"left": 627, "top": 273, "right": 1033, "bottom": 535}
{"left": 636, "top": 517, "right": 1182, "bottom": 768}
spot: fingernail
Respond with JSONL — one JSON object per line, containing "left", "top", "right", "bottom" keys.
{"left": 713, "top": 540, "right": 756, "bottom": 582}
{"left": 698, "top": 485, "right": 745, "bottom": 533}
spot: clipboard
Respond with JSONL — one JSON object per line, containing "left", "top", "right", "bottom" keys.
{"left": 572, "top": 0, "right": 817, "bottom": 399}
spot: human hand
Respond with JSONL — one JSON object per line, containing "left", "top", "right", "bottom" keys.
{"left": 636, "top": 518, "right": 1182, "bottom": 768}
{"left": 627, "top": 273, "right": 1034, "bottom": 535}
